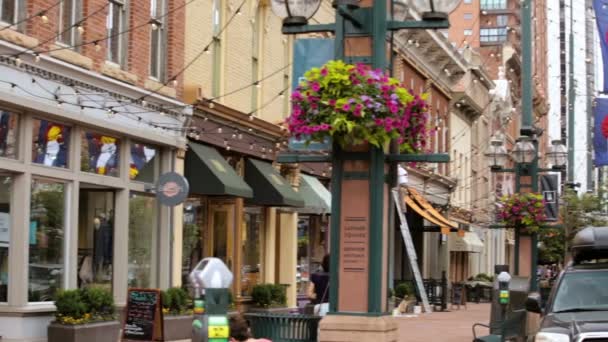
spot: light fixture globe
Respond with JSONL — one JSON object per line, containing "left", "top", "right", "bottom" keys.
{"left": 271, "top": 0, "right": 322, "bottom": 26}
{"left": 546, "top": 139, "right": 568, "bottom": 168}
{"left": 410, "top": 0, "right": 461, "bottom": 20}
{"left": 512, "top": 137, "right": 536, "bottom": 164}
{"left": 484, "top": 138, "right": 508, "bottom": 170}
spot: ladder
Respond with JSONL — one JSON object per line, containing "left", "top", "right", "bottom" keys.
{"left": 391, "top": 188, "right": 432, "bottom": 314}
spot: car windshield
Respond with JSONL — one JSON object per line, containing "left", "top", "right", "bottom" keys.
{"left": 552, "top": 270, "right": 608, "bottom": 313}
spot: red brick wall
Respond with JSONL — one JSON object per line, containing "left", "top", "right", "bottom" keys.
{"left": 21, "top": 0, "right": 184, "bottom": 98}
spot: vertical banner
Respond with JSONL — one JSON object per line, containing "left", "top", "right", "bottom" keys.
{"left": 289, "top": 38, "right": 334, "bottom": 151}
{"left": 594, "top": 98, "right": 608, "bottom": 166}
{"left": 594, "top": 0, "right": 608, "bottom": 92}
{"left": 540, "top": 174, "right": 559, "bottom": 221}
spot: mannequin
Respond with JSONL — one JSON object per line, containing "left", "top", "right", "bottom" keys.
{"left": 93, "top": 213, "right": 113, "bottom": 281}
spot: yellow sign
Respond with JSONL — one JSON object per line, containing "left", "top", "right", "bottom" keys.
{"left": 208, "top": 326, "right": 229, "bottom": 338}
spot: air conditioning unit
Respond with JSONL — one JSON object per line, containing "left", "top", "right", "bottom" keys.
{"left": 183, "top": 84, "right": 205, "bottom": 104}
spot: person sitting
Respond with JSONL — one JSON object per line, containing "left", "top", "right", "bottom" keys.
{"left": 229, "top": 315, "right": 271, "bottom": 342}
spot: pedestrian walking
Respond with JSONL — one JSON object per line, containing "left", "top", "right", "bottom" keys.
{"left": 307, "top": 254, "right": 330, "bottom": 316}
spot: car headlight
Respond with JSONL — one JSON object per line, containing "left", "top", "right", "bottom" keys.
{"left": 535, "top": 332, "right": 570, "bottom": 342}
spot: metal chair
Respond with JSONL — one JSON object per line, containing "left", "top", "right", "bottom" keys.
{"left": 472, "top": 309, "right": 527, "bottom": 342}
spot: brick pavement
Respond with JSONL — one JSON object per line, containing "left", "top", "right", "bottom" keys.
{"left": 394, "top": 303, "right": 492, "bottom": 342}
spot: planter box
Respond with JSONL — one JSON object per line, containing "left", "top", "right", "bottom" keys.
{"left": 163, "top": 314, "right": 193, "bottom": 341}
{"left": 247, "top": 306, "right": 292, "bottom": 314}
{"left": 48, "top": 320, "right": 120, "bottom": 342}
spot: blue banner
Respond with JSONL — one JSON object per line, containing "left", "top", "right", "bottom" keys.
{"left": 289, "top": 38, "right": 334, "bottom": 151}
{"left": 594, "top": 0, "right": 608, "bottom": 92}
{"left": 594, "top": 97, "right": 608, "bottom": 166}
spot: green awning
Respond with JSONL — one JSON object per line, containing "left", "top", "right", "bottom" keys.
{"left": 245, "top": 159, "right": 305, "bottom": 207}
{"left": 185, "top": 142, "right": 253, "bottom": 198}
{"left": 297, "top": 174, "right": 331, "bottom": 214}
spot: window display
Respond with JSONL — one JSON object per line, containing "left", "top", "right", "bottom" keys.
{"left": 81, "top": 131, "right": 120, "bottom": 177}
{"left": 128, "top": 193, "right": 158, "bottom": 288}
{"left": 32, "top": 119, "right": 70, "bottom": 168}
{"left": 241, "top": 207, "right": 262, "bottom": 297}
{"left": 29, "top": 179, "right": 65, "bottom": 302}
{"left": 0, "top": 175, "right": 11, "bottom": 302}
{"left": 0, "top": 111, "right": 18, "bottom": 159}
{"left": 77, "top": 190, "right": 114, "bottom": 290}
{"left": 130, "top": 142, "right": 158, "bottom": 182}
{"left": 182, "top": 198, "right": 204, "bottom": 286}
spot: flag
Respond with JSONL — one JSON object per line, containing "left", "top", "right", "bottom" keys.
{"left": 594, "top": 97, "right": 608, "bottom": 166}
{"left": 288, "top": 38, "right": 334, "bottom": 151}
{"left": 594, "top": 0, "right": 608, "bottom": 92}
{"left": 540, "top": 174, "right": 559, "bottom": 221}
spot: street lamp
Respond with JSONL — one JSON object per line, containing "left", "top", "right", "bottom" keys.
{"left": 270, "top": 0, "right": 322, "bottom": 26}
{"left": 484, "top": 138, "right": 509, "bottom": 171}
{"left": 546, "top": 140, "right": 568, "bottom": 169}
{"left": 512, "top": 136, "right": 536, "bottom": 164}
{"left": 410, "top": 0, "right": 461, "bottom": 20}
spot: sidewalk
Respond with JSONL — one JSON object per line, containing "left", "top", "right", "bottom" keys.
{"left": 394, "top": 303, "right": 491, "bottom": 341}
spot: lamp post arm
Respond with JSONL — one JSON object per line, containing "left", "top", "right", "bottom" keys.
{"left": 282, "top": 23, "right": 336, "bottom": 34}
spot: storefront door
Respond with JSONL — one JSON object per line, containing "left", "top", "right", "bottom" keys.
{"left": 77, "top": 186, "right": 115, "bottom": 291}
{"left": 208, "top": 202, "right": 234, "bottom": 270}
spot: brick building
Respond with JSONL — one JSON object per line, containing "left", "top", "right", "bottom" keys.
{"left": 0, "top": 0, "right": 188, "bottom": 340}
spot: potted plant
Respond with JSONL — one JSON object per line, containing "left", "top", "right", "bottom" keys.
{"left": 497, "top": 192, "right": 546, "bottom": 233}
{"left": 161, "top": 287, "right": 193, "bottom": 341}
{"left": 394, "top": 282, "right": 417, "bottom": 314}
{"left": 48, "top": 287, "right": 119, "bottom": 342}
{"left": 248, "top": 284, "right": 289, "bottom": 313}
{"left": 286, "top": 60, "right": 430, "bottom": 153}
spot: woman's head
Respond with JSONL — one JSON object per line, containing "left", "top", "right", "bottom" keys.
{"left": 229, "top": 315, "right": 251, "bottom": 342}
{"left": 322, "top": 254, "right": 330, "bottom": 273}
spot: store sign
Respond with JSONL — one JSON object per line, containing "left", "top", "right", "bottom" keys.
{"left": 156, "top": 172, "right": 189, "bottom": 206}
{"left": 541, "top": 174, "right": 559, "bottom": 221}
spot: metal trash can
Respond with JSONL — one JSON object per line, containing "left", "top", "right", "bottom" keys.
{"left": 245, "top": 313, "right": 322, "bottom": 342}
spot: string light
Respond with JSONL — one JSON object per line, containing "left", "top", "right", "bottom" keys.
{"left": 217, "top": 127, "right": 223, "bottom": 133}
{"left": 34, "top": 54, "right": 41, "bottom": 63}
{"left": 77, "top": 25, "right": 85, "bottom": 35}
{"left": 39, "top": 12, "right": 49, "bottom": 24}
{"left": 14, "top": 56, "right": 21, "bottom": 67}
{"left": 94, "top": 41, "right": 101, "bottom": 52}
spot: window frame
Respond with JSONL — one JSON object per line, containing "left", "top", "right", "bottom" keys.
{"left": 57, "top": 0, "right": 81, "bottom": 48}
{"left": 463, "top": 13, "right": 473, "bottom": 20}
{"left": 480, "top": 27, "right": 508, "bottom": 43}
{"left": 149, "top": 0, "right": 167, "bottom": 81}
{"left": 480, "top": 0, "right": 508, "bottom": 10}
{"left": 28, "top": 177, "right": 69, "bottom": 303}
{"left": 106, "top": 0, "right": 128, "bottom": 67}
{"left": 0, "top": 0, "right": 18, "bottom": 26}
{"left": 464, "top": 29, "right": 473, "bottom": 36}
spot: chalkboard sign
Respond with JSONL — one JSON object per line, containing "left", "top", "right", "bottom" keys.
{"left": 122, "top": 288, "right": 164, "bottom": 341}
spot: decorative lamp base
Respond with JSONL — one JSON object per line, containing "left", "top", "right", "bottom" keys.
{"left": 421, "top": 11, "right": 448, "bottom": 21}
{"left": 283, "top": 16, "right": 308, "bottom": 26}
{"left": 332, "top": 0, "right": 360, "bottom": 9}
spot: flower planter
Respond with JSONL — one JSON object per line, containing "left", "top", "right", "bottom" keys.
{"left": 247, "top": 306, "right": 292, "bottom": 314}
{"left": 47, "top": 320, "right": 120, "bottom": 342}
{"left": 163, "top": 314, "right": 193, "bottom": 341}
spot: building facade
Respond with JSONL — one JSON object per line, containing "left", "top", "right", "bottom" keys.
{"left": 0, "top": 0, "right": 189, "bottom": 340}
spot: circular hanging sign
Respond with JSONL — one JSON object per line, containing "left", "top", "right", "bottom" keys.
{"left": 156, "top": 172, "right": 189, "bottom": 206}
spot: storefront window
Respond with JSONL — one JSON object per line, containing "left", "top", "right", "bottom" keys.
{"left": 0, "top": 175, "right": 12, "bottom": 302}
{"left": 81, "top": 131, "right": 120, "bottom": 177}
{"left": 297, "top": 217, "right": 310, "bottom": 296}
{"left": 128, "top": 193, "right": 158, "bottom": 288}
{"left": 32, "top": 119, "right": 70, "bottom": 168}
{"left": 130, "top": 142, "right": 158, "bottom": 182}
{"left": 29, "top": 179, "right": 65, "bottom": 302}
{"left": 241, "top": 207, "right": 262, "bottom": 297}
{"left": 0, "top": 111, "right": 18, "bottom": 159}
{"left": 182, "top": 198, "right": 204, "bottom": 287}
{"left": 77, "top": 189, "right": 114, "bottom": 290}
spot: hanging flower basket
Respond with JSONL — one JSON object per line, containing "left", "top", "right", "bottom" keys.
{"left": 286, "top": 60, "right": 430, "bottom": 153}
{"left": 496, "top": 193, "right": 546, "bottom": 233}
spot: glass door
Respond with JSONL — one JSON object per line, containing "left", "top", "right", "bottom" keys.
{"left": 208, "top": 202, "right": 234, "bottom": 270}
{"left": 77, "top": 187, "right": 115, "bottom": 290}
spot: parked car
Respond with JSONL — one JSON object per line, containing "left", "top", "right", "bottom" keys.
{"left": 526, "top": 226, "right": 608, "bottom": 341}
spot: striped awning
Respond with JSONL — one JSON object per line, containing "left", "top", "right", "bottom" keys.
{"left": 407, "top": 187, "right": 458, "bottom": 229}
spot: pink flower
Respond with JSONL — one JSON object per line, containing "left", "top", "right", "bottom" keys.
{"left": 321, "top": 68, "right": 328, "bottom": 76}
{"left": 342, "top": 104, "right": 351, "bottom": 111}
{"left": 311, "top": 82, "right": 321, "bottom": 92}
{"left": 329, "top": 99, "right": 336, "bottom": 106}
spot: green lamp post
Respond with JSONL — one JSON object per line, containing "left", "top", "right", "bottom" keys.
{"left": 273, "top": 0, "right": 459, "bottom": 321}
